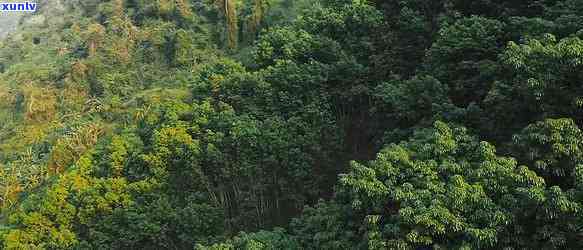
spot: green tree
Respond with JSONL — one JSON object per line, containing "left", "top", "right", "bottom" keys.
{"left": 318, "top": 121, "right": 583, "bottom": 249}
{"left": 485, "top": 34, "right": 583, "bottom": 139}
{"left": 426, "top": 16, "right": 504, "bottom": 107}
{"left": 512, "top": 118, "right": 583, "bottom": 189}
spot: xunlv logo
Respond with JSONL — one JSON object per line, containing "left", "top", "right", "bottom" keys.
{"left": 0, "top": 2, "right": 37, "bottom": 12}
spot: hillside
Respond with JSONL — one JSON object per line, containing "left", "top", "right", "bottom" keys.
{"left": 1, "top": 0, "right": 583, "bottom": 249}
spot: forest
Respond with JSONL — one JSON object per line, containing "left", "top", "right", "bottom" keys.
{"left": 0, "top": 0, "right": 583, "bottom": 249}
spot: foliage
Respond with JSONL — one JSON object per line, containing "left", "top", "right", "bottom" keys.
{"left": 336, "top": 121, "right": 582, "bottom": 249}
{"left": 512, "top": 118, "right": 583, "bottom": 189}
{"left": 2, "top": 0, "right": 583, "bottom": 249}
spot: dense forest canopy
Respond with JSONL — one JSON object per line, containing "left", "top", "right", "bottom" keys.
{"left": 1, "top": 0, "right": 583, "bottom": 249}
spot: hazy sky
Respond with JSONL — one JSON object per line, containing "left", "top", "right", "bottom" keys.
{"left": 0, "top": 1, "right": 37, "bottom": 38}
{"left": 0, "top": 13, "right": 23, "bottom": 38}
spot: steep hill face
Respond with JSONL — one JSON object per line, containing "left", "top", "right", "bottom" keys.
{"left": 3, "top": 1, "right": 583, "bottom": 249}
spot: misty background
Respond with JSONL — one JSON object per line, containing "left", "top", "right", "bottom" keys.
{"left": 0, "top": 1, "right": 56, "bottom": 38}
{"left": 0, "top": 13, "right": 24, "bottom": 38}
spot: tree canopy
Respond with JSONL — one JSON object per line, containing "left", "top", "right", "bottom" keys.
{"left": 1, "top": 0, "right": 583, "bottom": 249}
